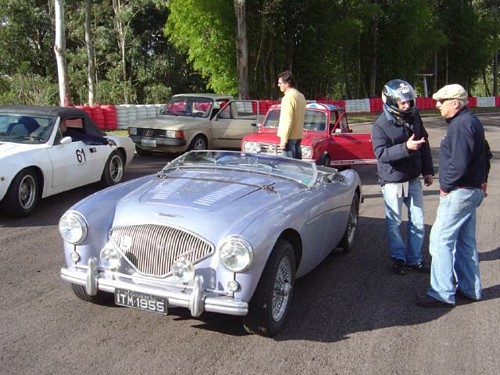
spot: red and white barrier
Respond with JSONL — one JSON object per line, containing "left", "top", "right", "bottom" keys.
{"left": 70, "top": 97, "right": 500, "bottom": 130}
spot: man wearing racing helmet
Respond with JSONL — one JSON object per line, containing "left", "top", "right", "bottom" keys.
{"left": 372, "top": 79, "right": 434, "bottom": 275}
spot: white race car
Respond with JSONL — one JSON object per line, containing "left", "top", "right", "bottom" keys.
{"left": 0, "top": 105, "right": 135, "bottom": 217}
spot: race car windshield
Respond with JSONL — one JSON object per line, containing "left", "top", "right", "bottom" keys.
{"left": 163, "top": 150, "right": 319, "bottom": 188}
{"left": 0, "top": 113, "right": 57, "bottom": 144}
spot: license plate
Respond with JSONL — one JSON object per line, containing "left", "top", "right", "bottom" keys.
{"left": 115, "top": 289, "right": 167, "bottom": 314}
{"left": 141, "top": 139, "right": 156, "bottom": 147}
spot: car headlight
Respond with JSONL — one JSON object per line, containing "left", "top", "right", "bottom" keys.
{"left": 128, "top": 127, "right": 137, "bottom": 135}
{"left": 243, "top": 142, "right": 261, "bottom": 153}
{"left": 100, "top": 243, "right": 121, "bottom": 270}
{"left": 218, "top": 236, "right": 253, "bottom": 272}
{"left": 301, "top": 145, "right": 313, "bottom": 159}
{"left": 172, "top": 257, "right": 195, "bottom": 283}
{"left": 59, "top": 211, "right": 88, "bottom": 244}
{"left": 166, "top": 130, "right": 184, "bottom": 139}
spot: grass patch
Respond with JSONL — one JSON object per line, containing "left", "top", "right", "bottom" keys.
{"left": 107, "top": 129, "right": 128, "bottom": 136}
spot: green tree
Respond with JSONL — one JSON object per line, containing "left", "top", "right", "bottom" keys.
{"left": 475, "top": 0, "right": 499, "bottom": 96}
{"left": 435, "top": 0, "right": 492, "bottom": 92}
{"left": 166, "top": 0, "right": 238, "bottom": 95}
{"left": 0, "top": 0, "right": 497, "bottom": 104}
{"left": 0, "top": 0, "right": 55, "bottom": 78}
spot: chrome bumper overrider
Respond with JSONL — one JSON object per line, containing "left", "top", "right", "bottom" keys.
{"left": 60, "top": 257, "right": 248, "bottom": 317}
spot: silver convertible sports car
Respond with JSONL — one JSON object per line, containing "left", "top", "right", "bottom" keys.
{"left": 60, "top": 151, "right": 362, "bottom": 337}
{"left": 0, "top": 106, "right": 135, "bottom": 217}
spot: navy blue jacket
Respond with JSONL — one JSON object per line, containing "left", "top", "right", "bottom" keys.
{"left": 372, "top": 107, "right": 434, "bottom": 186}
{"left": 439, "top": 108, "right": 489, "bottom": 193}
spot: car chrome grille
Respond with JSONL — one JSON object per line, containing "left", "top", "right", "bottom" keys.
{"left": 137, "top": 128, "right": 165, "bottom": 137}
{"left": 259, "top": 143, "right": 278, "bottom": 154}
{"left": 110, "top": 224, "right": 214, "bottom": 277}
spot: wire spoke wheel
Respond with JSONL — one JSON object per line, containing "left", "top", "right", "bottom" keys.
{"left": 272, "top": 256, "right": 293, "bottom": 322}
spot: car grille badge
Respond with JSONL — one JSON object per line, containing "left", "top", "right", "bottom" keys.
{"left": 119, "top": 235, "right": 133, "bottom": 252}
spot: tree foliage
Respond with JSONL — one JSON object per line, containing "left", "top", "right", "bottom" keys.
{"left": 166, "top": 0, "right": 237, "bottom": 95}
{"left": 0, "top": 0, "right": 497, "bottom": 106}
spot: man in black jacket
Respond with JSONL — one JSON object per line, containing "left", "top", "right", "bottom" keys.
{"left": 372, "top": 79, "right": 434, "bottom": 275}
{"left": 417, "top": 84, "right": 490, "bottom": 307}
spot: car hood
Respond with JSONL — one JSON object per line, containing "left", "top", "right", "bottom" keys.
{"left": 131, "top": 115, "right": 209, "bottom": 129}
{"left": 242, "top": 129, "right": 326, "bottom": 145}
{"left": 0, "top": 142, "right": 42, "bottom": 158}
{"left": 111, "top": 170, "right": 299, "bottom": 238}
{"left": 301, "top": 131, "right": 328, "bottom": 145}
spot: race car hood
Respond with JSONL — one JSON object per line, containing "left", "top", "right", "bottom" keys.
{"left": 0, "top": 142, "right": 40, "bottom": 158}
{"left": 110, "top": 169, "right": 299, "bottom": 238}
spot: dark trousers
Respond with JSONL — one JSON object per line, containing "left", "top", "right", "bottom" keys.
{"left": 285, "top": 139, "right": 302, "bottom": 159}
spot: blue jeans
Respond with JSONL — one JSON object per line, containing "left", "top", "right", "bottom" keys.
{"left": 382, "top": 177, "right": 425, "bottom": 266}
{"left": 283, "top": 139, "right": 302, "bottom": 159}
{"left": 427, "top": 188, "right": 484, "bottom": 304}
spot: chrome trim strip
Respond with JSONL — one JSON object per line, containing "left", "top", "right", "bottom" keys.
{"left": 61, "top": 267, "right": 248, "bottom": 316}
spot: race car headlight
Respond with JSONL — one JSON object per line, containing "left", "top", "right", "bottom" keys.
{"left": 128, "top": 127, "right": 137, "bottom": 135}
{"left": 172, "top": 257, "right": 195, "bottom": 283}
{"left": 219, "top": 236, "right": 253, "bottom": 272}
{"left": 58, "top": 211, "right": 88, "bottom": 244}
{"left": 301, "top": 145, "right": 313, "bottom": 159}
{"left": 243, "top": 141, "right": 261, "bottom": 154}
{"left": 100, "top": 244, "right": 121, "bottom": 270}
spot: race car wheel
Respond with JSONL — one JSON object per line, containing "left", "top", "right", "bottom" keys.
{"left": 99, "top": 150, "right": 125, "bottom": 188}
{"left": 71, "top": 284, "right": 114, "bottom": 305}
{"left": 188, "top": 135, "right": 208, "bottom": 151}
{"left": 1, "top": 168, "right": 41, "bottom": 217}
{"left": 243, "top": 239, "right": 296, "bottom": 337}
{"left": 339, "top": 192, "right": 359, "bottom": 253}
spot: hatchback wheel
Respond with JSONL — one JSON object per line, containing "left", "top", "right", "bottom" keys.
{"left": 189, "top": 135, "right": 207, "bottom": 151}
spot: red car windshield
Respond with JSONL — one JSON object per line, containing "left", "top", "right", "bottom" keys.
{"left": 263, "top": 108, "right": 327, "bottom": 131}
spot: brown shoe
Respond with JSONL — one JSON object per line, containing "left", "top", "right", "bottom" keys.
{"left": 416, "top": 293, "right": 455, "bottom": 308}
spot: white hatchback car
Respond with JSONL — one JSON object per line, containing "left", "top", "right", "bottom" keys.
{"left": 0, "top": 105, "right": 135, "bottom": 217}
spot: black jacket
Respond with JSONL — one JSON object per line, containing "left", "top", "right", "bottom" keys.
{"left": 439, "top": 108, "right": 490, "bottom": 192}
{"left": 372, "top": 107, "right": 434, "bottom": 186}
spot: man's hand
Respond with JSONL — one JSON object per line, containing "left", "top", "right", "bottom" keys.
{"left": 482, "top": 182, "right": 488, "bottom": 197}
{"left": 406, "top": 134, "right": 426, "bottom": 151}
{"left": 423, "top": 175, "right": 433, "bottom": 187}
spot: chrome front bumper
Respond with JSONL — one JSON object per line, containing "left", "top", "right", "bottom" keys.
{"left": 60, "top": 257, "right": 248, "bottom": 317}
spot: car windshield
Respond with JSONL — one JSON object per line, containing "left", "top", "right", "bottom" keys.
{"left": 163, "top": 97, "right": 213, "bottom": 118}
{"left": 262, "top": 109, "right": 280, "bottom": 128}
{"left": 263, "top": 108, "right": 326, "bottom": 131}
{"left": 162, "top": 150, "right": 319, "bottom": 188}
{"left": 0, "top": 113, "right": 57, "bottom": 144}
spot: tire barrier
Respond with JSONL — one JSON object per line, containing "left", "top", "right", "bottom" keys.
{"left": 101, "top": 105, "right": 117, "bottom": 130}
{"left": 71, "top": 97, "right": 500, "bottom": 130}
{"left": 320, "top": 96, "right": 499, "bottom": 113}
{"left": 91, "top": 107, "right": 106, "bottom": 129}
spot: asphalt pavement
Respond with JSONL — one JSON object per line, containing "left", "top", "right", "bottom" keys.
{"left": 0, "top": 113, "right": 499, "bottom": 375}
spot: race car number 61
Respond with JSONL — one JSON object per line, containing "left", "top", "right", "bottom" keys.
{"left": 76, "top": 148, "right": 87, "bottom": 163}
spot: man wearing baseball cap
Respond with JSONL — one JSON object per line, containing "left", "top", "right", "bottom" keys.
{"left": 417, "top": 84, "right": 491, "bottom": 307}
